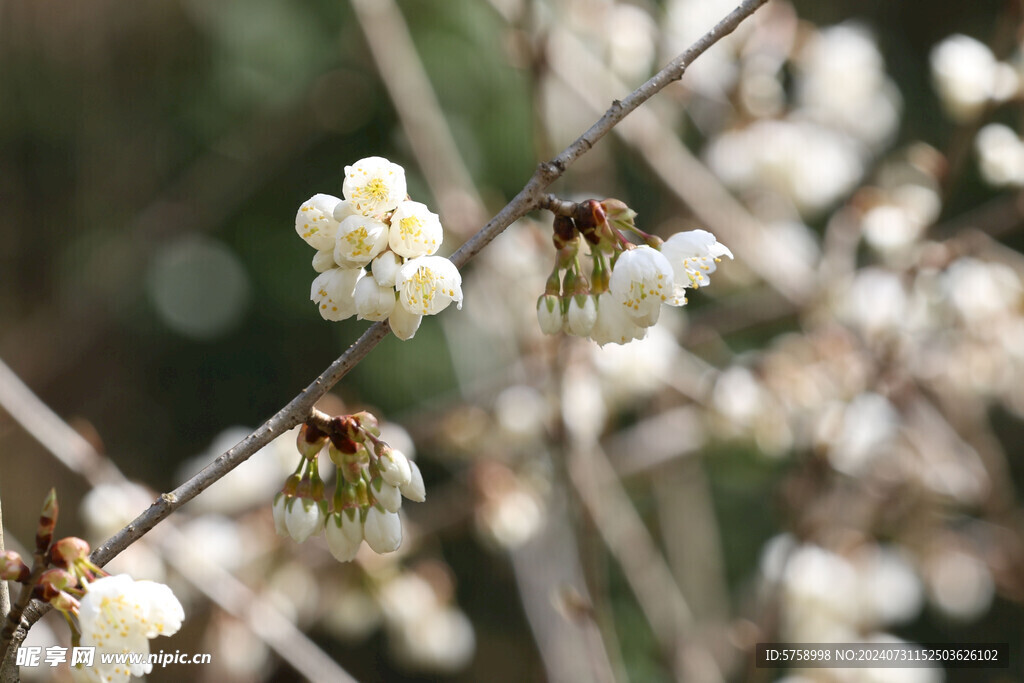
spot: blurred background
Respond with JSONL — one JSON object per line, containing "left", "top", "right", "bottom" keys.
{"left": 2, "top": 0, "right": 1024, "bottom": 681}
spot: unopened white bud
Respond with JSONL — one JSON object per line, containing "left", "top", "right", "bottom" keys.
{"left": 312, "top": 249, "right": 337, "bottom": 273}
{"left": 364, "top": 507, "right": 402, "bottom": 553}
{"left": 285, "top": 497, "right": 325, "bottom": 543}
{"left": 371, "top": 251, "right": 403, "bottom": 287}
{"left": 536, "top": 294, "right": 563, "bottom": 335}
{"left": 354, "top": 276, "right": 397, "bottom": 322}
{"left": 379, "top": 449, "right": 412, "bottom": 488}
{"left": 333, "top": 199, "right": 358, "bottom": 224}
{"left": 272, "top": 493, "right": 289, "bottom": 537}
{"left": 400, "top": 461, "right": 426, "bottom": 503}
{"left": 389, "top": 304, "right": 423, "bottom": 341}
{"left": 374, "top": 481, "right": 403, "bottom": 513}
{"left": 325, "top": 510, "right": 363, "bottom": 563}
{"left": 566, "top": 295, "right": 597, "bottom": 336}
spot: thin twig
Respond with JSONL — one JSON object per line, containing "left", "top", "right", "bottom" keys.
{"left": 8, "top": 0, "right": 771, "bottom": 642}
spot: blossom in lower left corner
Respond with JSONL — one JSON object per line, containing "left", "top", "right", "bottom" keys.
{"left": 71, "top": 574, "right": 184, "bottom": 683}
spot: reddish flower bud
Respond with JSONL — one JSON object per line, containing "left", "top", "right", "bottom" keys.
{"left": 38, "top": 568, "right": 76, "bottom": 597}
{"left": 552, "top": 215, "right": 579, "bottom": 250}
{"left": 296, "top": 423, "right": 327, "bottom": 460}
{"left": 0, "top": 551, "right": 30, "bottom": 582}
{"left": 352, "top": 411, "right": 380, "bottom": 436}
{"left": 50, "top": 537, "right": 91, "bottom": 568}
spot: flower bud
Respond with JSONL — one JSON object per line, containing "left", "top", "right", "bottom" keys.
{"left": 371, "top": 251, "right": 403, "bottom": 287}
{"left": 50, "top": 537, "right": 91, "bottom": 568}
{"left": 0, "top": 551, "right": 30, "bottom": 582}
{"left": 284, "top": 497, "right": 326, "bottom": 543}
{"left": 378, "top": 448, "right": 412, "bottom": 488}
{"left": 272, "top": 492, "right": 290, "bottom": 537}
{"left": 552, "top": 215, "right": 578, "bottom": 250}
{"left": 39, "top": 568, "right": 76, "bottom": 595}
{"left": 373, "top": 480, "right": 403, "bottom": 513}
{"left": 312, "top": 249, "right": 337, "bottom": 273}
{"left": 536, "top": 294, "right": 563, "bottom": 335}
{"left": 566, "top": 294, "right": 598, "bottom": 336}
{"left": 389, "top": 304, "right": 423, "bottom": 341}
{"left": 354, "top": 275, "right": 397, "bottom": 322}
{"left": 325, "top": 510, "right": 363, "bottom": 563}
{"left": 600, "top": 198, "right": 637, "bottom": 231}
{"left": 364, "top": 507, "right": 402, "bottom": 553}
{"left": 400, "top": 461, "right": 426, "bottom": 503}
{"left": 297, "top": 423, "right": 328, "bottom": 460}
{"left": 352, "top": 411, "right": 380, "bottom": 435}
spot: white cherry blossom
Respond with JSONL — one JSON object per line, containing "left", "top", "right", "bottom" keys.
{"left": 296, "top": 194, "right": 342, "bottom": 251}
{"left": 335, "top": 215, "right": 390, "bottom": 265}
{"left": 74, "top": 574, "right": 184, "bottom": 682}
{"left": 389, "top": 201, "right": 443, "bottom": 258}
{"left": 310, "top": 268, "right": 362, "bottom": 322}
{"left": 608, "top": 246, "right": 675, "bottom": 327}
{"left": 395, "top": 256, "right": 463, "bottom": 316}
{"left": 588, "top": 292, "right": 646, "bottom": 346}
{"left": 343, "top": 156, "right": 407, "bottom": 216}
{"left": 660, "top": 229, "right": 733, "bottom": 298}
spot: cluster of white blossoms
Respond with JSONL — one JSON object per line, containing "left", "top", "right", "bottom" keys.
{"left": 272, "top": 416, "right": 425, "bottom": 562}
{"left": 296, "top": 156, "right": 462, "bottom": 340}
{"left": 930, "top": 34, "right": 1020, "bottom": 123}
{"left": 72, "top": 575, "right": 185, "bottom": 683}
{"left": 537, "top": 199, "right": 732, "bottom": 345}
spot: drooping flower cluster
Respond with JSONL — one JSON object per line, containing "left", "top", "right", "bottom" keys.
{"left": 296, "top": 156, "right": 463, "bottom": 340}
{"left": 72, "top": 575, "right": 185, "bottom": 683}
{"left": 1, "top": 490, "right": 184, "bottom": 683}
{"left": 272, "top": 416, "right": 425, "bottom": 562}
{"left": 537, "top": 199, "right": 732, "bottom": 345}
